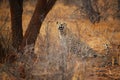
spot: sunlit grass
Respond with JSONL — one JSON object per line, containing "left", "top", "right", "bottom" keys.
{"left": 0, "top": 0, "right": 120, "bottom": 80}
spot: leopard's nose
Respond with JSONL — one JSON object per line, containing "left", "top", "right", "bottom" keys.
{"left": 58, "top": 26, "right": 64, "bottom": 31}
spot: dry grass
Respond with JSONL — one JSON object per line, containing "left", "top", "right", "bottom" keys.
{"left": 0, "top": 0, "right": 120, "bottom": 80}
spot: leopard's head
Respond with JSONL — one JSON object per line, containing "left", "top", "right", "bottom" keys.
{"left": 56, "top": 21, "right": 67, "bottom": 32}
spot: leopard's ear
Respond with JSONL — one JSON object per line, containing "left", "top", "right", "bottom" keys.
{"left": 56, "top": 21, "right": 59, "bottom": 24}
{"left": 56, "top": 21, "right": 60, "bottom": 25}
{"left": 63, "top": 23, "right": 67, "bottom": 27}
{"left": 56, "top": 21, "right": 67, "bottom": 28}
{"left": 56, "top": 21, "right": 62, "bottom": 29}
{"left": 56, "top": 21, "right": 60, "bottom": 27}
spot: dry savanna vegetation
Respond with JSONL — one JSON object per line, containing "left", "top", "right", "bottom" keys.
{"left": 0, "top": 0, "right": 120, "bottom": 80}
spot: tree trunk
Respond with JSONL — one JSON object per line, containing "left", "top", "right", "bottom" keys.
{"left": 19, "top": 0, "right": 56, "bottom": 53}
{"left": 118, "top": 0, "right": 120, "bottom": 11}
{"left": 0, "top": 43, "right": 5, "bottom": 63}
{"left": 9, "top": 0, "right": 23, "bottom": 50}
